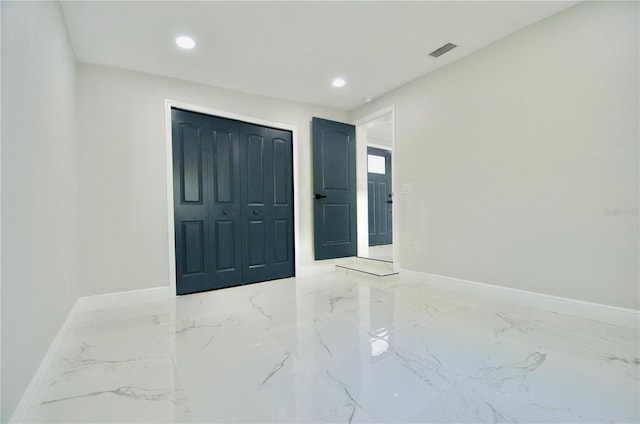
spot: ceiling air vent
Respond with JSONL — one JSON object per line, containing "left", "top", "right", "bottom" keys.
{"left": 429, "top": 43, "right": 457, "bottom": 58}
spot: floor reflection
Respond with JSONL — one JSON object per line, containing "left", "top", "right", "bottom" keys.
{"left": 21, "top": 273, "right": 640, "bottom": 423}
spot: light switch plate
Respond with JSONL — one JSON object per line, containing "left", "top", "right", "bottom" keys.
{"left": 402, "top": 183, "right": 412, "bottom": 194}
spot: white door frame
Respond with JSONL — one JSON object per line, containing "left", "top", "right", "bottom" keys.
{"left": 353, "top": 105, "right": 397, "bottom": 263}
{"left": 164, "top": 99, "right": 300, "bottom": 297}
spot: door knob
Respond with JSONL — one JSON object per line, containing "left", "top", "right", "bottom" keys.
{"left": 223, "top": 210, "right": 229, "bottom": 215}
{"left": 253, "top": 210, "right": 259, "bottom": 215}
{"left": 315, "top": 193, "right": 327, "bottom": 200}
{"left": 385, "top": 200, "right": 393, "bottom": 204}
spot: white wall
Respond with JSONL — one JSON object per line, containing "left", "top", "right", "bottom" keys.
{"left": 1, "top": 1, "right": 79, "bottom": 420}
{"left": 351, "top": 1, "right": 639, "bottom": 309}
{"left": 76, "top": 63, "right": 348, "bottom": 296}
{"left": 367, "top": 137, "right": 392, "bottom": 149}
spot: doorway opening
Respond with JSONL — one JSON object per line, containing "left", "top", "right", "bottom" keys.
{"left": 354, "top": 106, "right": 396, "bottom": 263}
{"left": 367, "top": 146, "right": 392, "bottom": 261}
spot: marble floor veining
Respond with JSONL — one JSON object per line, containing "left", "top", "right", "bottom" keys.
{"left": 21, "top": 274, "right": 639, "bottom": 423}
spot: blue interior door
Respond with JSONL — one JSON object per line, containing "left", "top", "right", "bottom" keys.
{"left": 240, "top": 124, "right": 295, "bottom": 284}
{"left": 172, "top": 109, "right": 243, "bottom": 294}
{"left": 312, "top": 117, "right": 357, "bottom": 259}
{"left": 172, "top": 109, "right": 294, "bottom": 294}
{"left": 367, "top": 147, "right": 392, "bottom": 246}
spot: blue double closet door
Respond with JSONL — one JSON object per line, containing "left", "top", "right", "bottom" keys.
{"left": 171, "top": 108, "right": 294, "bottom": 295}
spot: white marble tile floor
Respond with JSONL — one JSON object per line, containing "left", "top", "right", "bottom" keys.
{"left": 20, "top": 274, "right": 639, "bottom": 423}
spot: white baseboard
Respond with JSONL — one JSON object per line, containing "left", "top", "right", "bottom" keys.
{"left": 400, "top": 269, "right": 640, "bottom": 330}
{"left": 9, "top": 286, "right": 171, "bottom": 423}
{"left": 78, "top": 286, "right": 171, "bottom": 311}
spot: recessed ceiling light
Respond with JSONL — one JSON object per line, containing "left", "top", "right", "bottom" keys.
{"left": 176, "top": 36, "right": 196, "bottom": 50}
{"left": 332, "top": 78, "right": 346, "bottom": 88}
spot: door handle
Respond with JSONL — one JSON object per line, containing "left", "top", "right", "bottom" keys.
{"left": 315, "top": 193, "right": 327, "bottom": 200}
{"left": 253, "top": 210, "right": 259, "bottom": 215}
{"left": 385, "top": 200, "right": 393, "bottom": 204}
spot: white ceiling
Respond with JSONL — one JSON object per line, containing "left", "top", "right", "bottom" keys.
{"left": 60, "top": 1, "right": 579, "bottom": 111}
